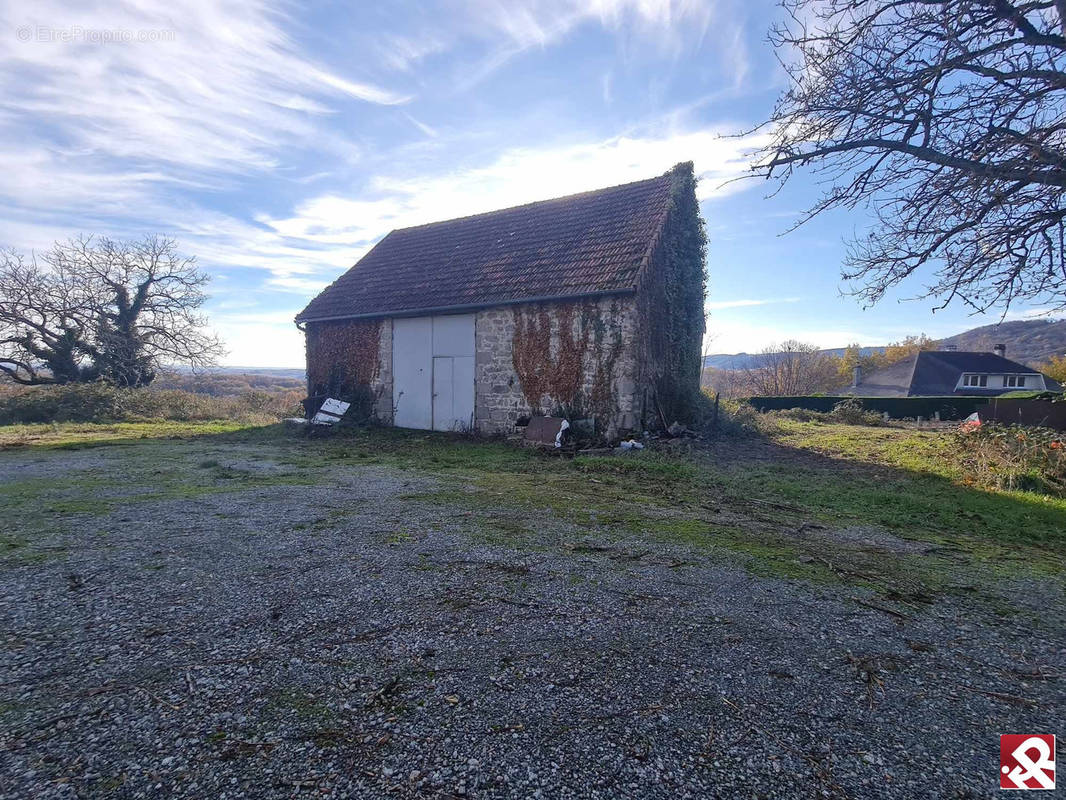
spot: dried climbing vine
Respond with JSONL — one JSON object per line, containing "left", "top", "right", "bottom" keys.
{"left": 511, "top": 306, "right": 556, "bottom": 411}
{"left": 549, "top": 304, "right": 590, "bottom": 406}
{"left": 511, "top": 300, "right": 623, "bottom": 423}
{"left": 305, "top": 319, "right": 382, "bottom": 417}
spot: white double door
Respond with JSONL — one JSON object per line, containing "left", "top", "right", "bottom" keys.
{"left": 392, "top": 314, "right": 475, "bottom": 431}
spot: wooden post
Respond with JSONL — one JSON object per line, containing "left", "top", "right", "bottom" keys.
{"left": 713, "top": 392, "right": 720, "bottom": 433}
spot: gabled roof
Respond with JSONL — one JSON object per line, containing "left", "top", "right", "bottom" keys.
{"left": 849, "top": 350, "right": 1062, "bottom": 396}
{"left": 845, "top": 357, "right": 915, "bottom": 397}
{"left": 296, "top": 169, "right": 680, "bottom": 323}
{"left": 909, "top": 351, "right": 1046, "bottom": 395}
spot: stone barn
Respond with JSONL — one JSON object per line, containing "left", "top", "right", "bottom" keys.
{"left": 295, "top": 162, "right": 706, "bottom": 436}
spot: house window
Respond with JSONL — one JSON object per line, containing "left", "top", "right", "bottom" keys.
{"left": 1002, "top": 375, "right": 1028, "bottom": 388}
{"left": 963, "top": 374, "right": 988, "bottom": 387}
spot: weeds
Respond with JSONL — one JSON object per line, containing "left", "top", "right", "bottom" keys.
{"left": 0, "top": 382, "right": 302, "bottom": 425}
{"left": 769, "top": 398, "right": 884, "bottom": 427}
{"left": 954, "top": 422, "right": 1065, "bottom": 496}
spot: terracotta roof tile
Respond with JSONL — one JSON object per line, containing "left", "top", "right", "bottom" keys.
{"left": 296, "top": 172, "right": 673, "bottom": 322}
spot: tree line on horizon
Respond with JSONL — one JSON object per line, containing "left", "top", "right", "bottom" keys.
{"left": 704, "top": 335, "right": 932, "bottom": 397}
{"left": 705, "top": 334, "right": 1066, "bottom": 398}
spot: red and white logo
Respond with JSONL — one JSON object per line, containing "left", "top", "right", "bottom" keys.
{"left": 1000, "top": 734, "right": 1055, "bottom": 790}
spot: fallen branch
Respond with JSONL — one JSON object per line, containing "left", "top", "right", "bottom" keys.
{"left": 851, "top": 598, "right": 910, "bottom": 621}
{"left": 959, "top": 685, "right": 1039, "bottom": 707}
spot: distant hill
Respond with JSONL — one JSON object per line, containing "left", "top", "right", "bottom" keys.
{"left": 704, "top": 317, "right": 1066, "bottom": 371}
{"left": 171, "top": 365, "right": 305, "bottom": 380}
{"left": 938, "top": 318, "right": 1066, "bottom": 367}
{"left": 155, "top": 370, "right": 305, "bottom": 397}
{"left": 703, "top": 347, "right": 885, "bottom": 371}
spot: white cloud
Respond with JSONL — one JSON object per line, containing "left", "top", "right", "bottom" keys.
{"left": 706, "top": 297, "right": 800, "bottom": 310}
{"left": 259, "top": 126, "right": 770, "bottom": 259}
{"left": 0, "top": 0, "right": 406, "bottom": 209}
{"left": 209, "top": 311, "right": 305, "bottom": 367}
{"left": 374, "top": 0, "right": 746, "bottom": 91}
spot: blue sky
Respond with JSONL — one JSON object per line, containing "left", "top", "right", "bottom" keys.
{"left": 1, "top": 0, "right": 1058, "bottom": 367}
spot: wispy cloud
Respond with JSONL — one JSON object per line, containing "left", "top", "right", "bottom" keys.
{"left": 706, "top": 297, "right": 800, "bottom": 310}
{"left": 258, "top": 126, "right": 769, "bottom": 262}
{"left": 0, "top": 0, "right": 406, "bottom": 209}
{"left": 373, "top": 0, "right": 743, "bottom": 91}
{"left": 1000, "top": 306, "right": 1065, "bottom": 322}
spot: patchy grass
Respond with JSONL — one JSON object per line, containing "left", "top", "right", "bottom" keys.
{"left": 770, "top": 419, "right": 959, "bottom": 475}
{"left": 0, "top": 420, "right": 265, "bottom": 449}
{"left": 3, "top": 419, "right": 1063, "bottom": 611}
{"left": 755, "top": 419, "right": 1066, "bottom": 544}
{"left": 0, "top": 435, "right": 315, "bottom": 563}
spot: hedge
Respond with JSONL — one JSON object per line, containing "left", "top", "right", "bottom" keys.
{"left": 744, "top": 395, "right": 987, "bottom": 420}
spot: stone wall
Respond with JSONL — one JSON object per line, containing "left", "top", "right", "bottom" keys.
{"left": 374, "top": 320, "right": 393, "bottom": 423}
{"left": 474, "top": 295, "right": 642, "bottom": 436}
{"left": 306, "top": 297, "right": 644, "bottom": 435}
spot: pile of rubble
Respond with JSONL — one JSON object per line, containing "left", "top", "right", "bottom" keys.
{"left": 514, "top": 415, "right": 701, "bottom": 455}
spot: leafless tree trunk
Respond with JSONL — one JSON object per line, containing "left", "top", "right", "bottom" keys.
{"left": 0, "top": 236, "right": 224, "bottom": 386}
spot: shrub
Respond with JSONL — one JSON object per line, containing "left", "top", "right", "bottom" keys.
{"left": 708, "top": 396, "right": 765, "bottom": 437}
{"left": 0, "top": 382, "right": 303, "bottom": 425}
{"left": 762, "top": 400, "right": 883, "bottom": 426}
{"left": 771, "top": 407, "right": 827, "bottom": 423}
{"left": 746, "top": 395, "right": 984, "bottom": 420}
{"left": 827, "top": 398, "right": 885, "bottom": 426}
{"left": 954, "top": 422, "right": 1065, "bottom": 495}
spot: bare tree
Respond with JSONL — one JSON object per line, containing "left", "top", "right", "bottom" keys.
{"left": 703, "top": 365, "right": 758, "bottom": 398}
{"left": 754, "top": 1, "right": 1066, "bottom": 313}
{"left": 0, "top": 236, "right": 224, "bottom": 386}
{"left": 745, "top": 340, "right": 838, "bottom": 395}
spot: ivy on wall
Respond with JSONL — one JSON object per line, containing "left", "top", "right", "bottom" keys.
{"left": 511, "top": 164, "right": 707, "bottom": 429}
{"left": 587, "top": 298, "right": 624, "bottom": 421}
{"left": 511, "top": 300, "right": 624, "bottom": 423}
{"left": 638, "top": 162, "right": 708, "bottom": 424}
{"left": 512, "top": 305, "right": 589, "bottom": 412}
{"left": 512, "top": 306, "right": 553, "bottom": 410}
{"left": 304, "top": 319, "right": 382, "bottom": 417}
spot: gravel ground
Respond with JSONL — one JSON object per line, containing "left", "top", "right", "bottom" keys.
{"left": 1, "top": 441, "right": 1063, "bottom": 799}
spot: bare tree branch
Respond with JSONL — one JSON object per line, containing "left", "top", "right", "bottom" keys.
{"left": 0, "top": 236, "right": 225, "bottom": 387}
{"left": 751, "top": 0, "right": 1066, "bottom": 313}
{"left": 744, "top": 340, "right": 839, "bottom": 395}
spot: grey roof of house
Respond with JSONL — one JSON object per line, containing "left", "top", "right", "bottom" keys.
{"left": 846, "top": 358, "right": 915, "bottom": 397}
{"left": 849, "top": 350, "right": 1062, "bottom": 396}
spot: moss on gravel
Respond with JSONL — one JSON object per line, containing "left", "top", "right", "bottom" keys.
{"left": 2, "top": 420, "right": 1063, "bottom": 612}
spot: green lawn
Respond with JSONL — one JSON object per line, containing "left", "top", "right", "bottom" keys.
{"left": 0, "top": 419, "right": 262, "bottom": 449}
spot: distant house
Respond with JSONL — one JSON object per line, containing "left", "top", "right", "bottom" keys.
{"left": 847, "top": 345, "right": 1062, "bottom": 397}
{"left": 295, "top": 163, "right": 706, "bottom": 435}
